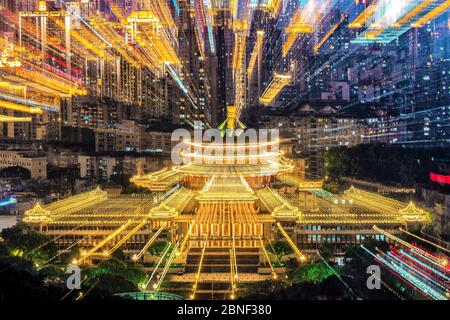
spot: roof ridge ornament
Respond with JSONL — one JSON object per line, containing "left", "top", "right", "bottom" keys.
{"left": 23, "top": 202, "right": 51, "bottom": 223}
{"left": 90, "top": 186, "right": 108, "bottom": 199}
{"left": 398, "top": 201, "right": 427, "bottom": 222}
{"left": 217, "top": 106, "right": 247, "bottom": 137}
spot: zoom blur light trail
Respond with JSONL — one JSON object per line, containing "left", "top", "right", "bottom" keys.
{"left": 361, "top": 245, "right": 448, "bottom": 300}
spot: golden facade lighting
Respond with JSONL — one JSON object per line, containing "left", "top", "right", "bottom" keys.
{"left": 258, "top": 187, "right": 300, "bottom": 219}
{"left": 22, "top": 95, "right": 431, "bottom": 299}
{"left": 259, "top": 73, "right": 292, "bottom": 105}
{"left": 281, "top": 175, "right": 324, "bottom": 190}
{"left": 38, "top": 1, "right": 47, "bottom": 12}
{"left": 0, "top": 100, "right": 43, "bottom": 115}
{"left": 393, "top": 0, "right": 435, "bottom": 27}
{"left": 348, "top": 1, "right": 378, "bottom": 28}
{"left": 282, "top": 7, "right": 313, "bottom": 57}
{"left": 23, "top": 203, "right": 51, "bottom": 223}
{"left": 0, "top": 45, "right": 22, "bottom": 68}
{"left": 266, "top": 0, "right": 283, "bottom": 15}
{"left": 0, "top": 115, "right": 32, "bottom": 122}
{"left": 131, "top": 168, "right": 183, "bottom": 192}
{"left": 132, "top": 222, "right": 168, "bottom": 261}
{"left": 398, "top": 201, "right": 428, "bottom": 222}
{"left": 314, "top": 13, "right": 348, "bottom": 54}
{"left": 247, "top": 31, "right": 264, "bottom": 76}
{"left": 411, "top": 0, "right": 450, "bottom": 28}
{"left": 127, "top": 10, "right": 180, "bottom": 67}
{"left": 197, "top": 176, "right": 258, "bottom": 202}
{"left": 150, "top": 188, "right": 194, "bottom": 218}
{"left": 276, "top": 222, "right": 306, "bottom": 262}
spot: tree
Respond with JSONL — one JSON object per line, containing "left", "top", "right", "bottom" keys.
{"left": 148, "top": 241, "right": 170, "bottom": 257}
{"left": 266, "top": 241, "right": 293, "bottom": 261}
{"left": 290, "top": 262, "right": 336, "bottom": 284}
{"left": 1, "top": 223, "right": 56, "bottom": 264}
{"left": 318, "top": 243, "right": 335, "bottom": 261}
{"left": 94, "top": 258, "right": 147, "bottom": 286}
{"left": 111, "top": 248, "right": 126, "bottom": 261}
{"left": 90, "top": 274, "right": 138, "bottom": 295}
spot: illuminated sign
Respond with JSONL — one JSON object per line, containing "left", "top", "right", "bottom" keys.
{"left": 430, "top": 172, "right": 450, "bottom": 185}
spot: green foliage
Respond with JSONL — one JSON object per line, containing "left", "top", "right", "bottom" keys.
{"left": 91, "top": 273, "right": 138, "bottom": 294}
{"left": 58, "top": 244, "right": 80, "bottom": 264}
{"left": 1, "top": 223, "right": 56, "bottom": 264}
{"left": 0, "top": 257, "right": 65, "bottom": 300}
{"left": 93, "top": 257, "right": 147, "bottom": 286}
{"left": 289, "top": 262, "right": 337, "bottom": 284}
{"left": 111, "top": 248, "right": 126, "bottom": 261}
{"left": 318, "top": 243, "right": 335, "bottom": 261}
{"left": 239, "top": 280, "right": 287, "bottom": 299}
{"left": 325, "top": 144, "right": 447, "bottom": 186}
{"left": 148, "top": 241, "right": 170, "bottom": 257}
{"left": 266, "top": 241, "right": 293, "bottom": 261}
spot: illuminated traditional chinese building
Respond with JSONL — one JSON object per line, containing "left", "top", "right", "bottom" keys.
{"left": 24, "top": 106, "right": 429, "bottom": 299}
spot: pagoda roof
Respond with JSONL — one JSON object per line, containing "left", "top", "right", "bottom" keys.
{"left": 398, "top": 201, "right": 427, "bottom": 222}
{"left": 197, "top": 175, "right": 257, "bottom": 202}
{"left": 150, "top": 187, "right": 194, "bottom": 218}
{"left": 257, "top": 187, "right": 299, "bottom": 218}
{"left": 23, "top": 203, "right": 51, "bottom": 223}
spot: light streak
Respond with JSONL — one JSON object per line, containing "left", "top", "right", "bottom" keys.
{"left": 259, "top": 73, "right": 292, "bottom": 105}
{"left": 348, "top": 1, "right": 378, "bottom": 28}
{"left": 0, "top": 197, "right": 17, "bottom": 207}
{"left": 412, "top": 0, "right": 450, "bottom": 27}
{"left": 132, "top": 223, "right": 168, "bottom": 261}
{"left": 145, "top": 242, "right": 172, "bottom": 288}
{"left": 155, "top": 239, "right": 180, "bottom": 292}
{"left": 259, "top": 237, "right": 278, "bottom": 279}
{"left": 208, "top": 26, "right": 216, "bottom": 54}
{"left": 77, "top": 220, "right": 135, "bottom": 263}
{"left": 314, "top": 13, "right": 348, "bottom": 54}
{"left": 276, "top": 222, "right": 306, "bottom": 262}
{"left": 172, "top": 0, "right": 181, "bottom": 16}
{"left": 65, "top": 5, "right": 112, "bottom": 47}
{"left": 190, "top": 235, "right": 208, "bottom": 299}
{"left": 399, "top": 228, "right": 450, "bottom": 254}
{"left": 165, "top": 62, "right": 188, "bottom": 95}
{"left": 0, "top": 100, "right": 43, "bottom": 115}
{"left": 165, "top": 62, "right": 198, "bottom": 108}
{"left": 0, "top": 93, "right": 58, "bottom": 112}
{"left": 361, "top": 245, "right": 448, "bottom": 300}
{"left": 0, "top": 115, "right": 32, "bottom": 122}
{"left": 373, "top": 226, "right": 441, "bottom": 265}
